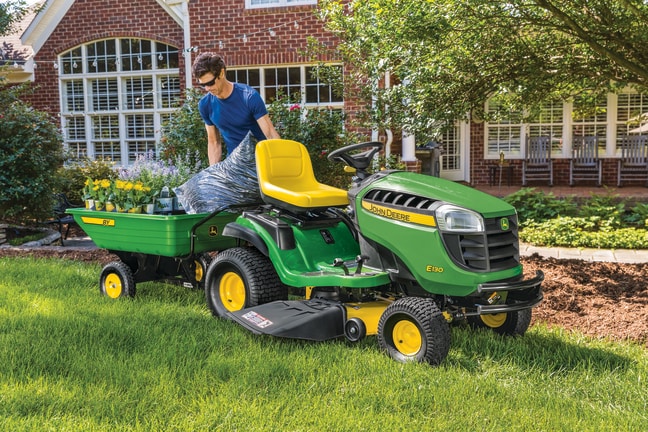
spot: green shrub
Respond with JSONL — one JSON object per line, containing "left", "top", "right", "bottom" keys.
{"left": 56, "top": 158, "right": 117, "bottom": 204}
{"left": 521, "top": 217, "right": 648, "bottom": 249}
{"left": 503, "top": 188, "right": 577, "bottom": 224}
{"left": 623, "top": 202, "right": 648, "bottom": 227}
{"left": 159, "top": 88, "right": 208, "bottom": 168}
{"left": 506, "top": 188, "right": 648, "bottom": 249}
{"left": 0, "top": 98, "right": 64, "bottom": 223}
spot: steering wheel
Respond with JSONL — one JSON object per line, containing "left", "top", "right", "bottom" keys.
{"left": 327, "top": 141, "right": 384, "bottom": 172}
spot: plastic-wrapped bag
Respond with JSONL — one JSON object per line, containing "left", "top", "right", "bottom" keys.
{"left": 175, "top": 132, "right": 261, "bottom": 214}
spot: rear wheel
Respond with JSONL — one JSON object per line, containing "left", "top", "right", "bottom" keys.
{"left": 378, "top": 297, "right": 451, "bottom": 365}
{"left": 205, "top": 247, "right": 287, "bottom": 318}
{"left": 99, "top": 261, "right": 135, "bottom": 299}
{"left": 469, "top": 306, "right": 532, "bottom": 336}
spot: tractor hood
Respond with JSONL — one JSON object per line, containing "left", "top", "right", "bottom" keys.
{"left": 354, "top": 171, "right": 515, "bottom": 219}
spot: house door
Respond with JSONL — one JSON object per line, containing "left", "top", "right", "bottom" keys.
{"left": 439, "top": 122, "right": 469, "bottom": 182}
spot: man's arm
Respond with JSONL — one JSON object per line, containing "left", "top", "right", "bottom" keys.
{"left": 257, "top": 114, "right": 281, "bottom": 140}
{"left": 205, "top": 124, "right": 222, "bottom": 165}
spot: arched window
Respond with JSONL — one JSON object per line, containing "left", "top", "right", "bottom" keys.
{"left": 58, "top": 38, "right": 180, "bottom": 165}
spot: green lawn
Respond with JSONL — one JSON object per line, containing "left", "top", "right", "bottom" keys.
{"left": 1, "top": 257, "right": 646, "bottom": 431}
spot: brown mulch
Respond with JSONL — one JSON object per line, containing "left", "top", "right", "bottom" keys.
{"left": 1, "top": 226, "right": 647, "bottom": 346}
{"left": 523, "top": 255, "right": 648, "bottom": 346}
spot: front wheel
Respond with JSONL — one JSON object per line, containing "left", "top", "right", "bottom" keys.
{"left": 204, "top": 247, "right": 287, "bottom": 318}
{"left": 468, "top": 306, "right": 532, "bottom": 336}
{"left": 377, "top": 297, "right": 451, "bottom": 365}
{"left": 99, "top": 261, "right": 135, "bottom": 299}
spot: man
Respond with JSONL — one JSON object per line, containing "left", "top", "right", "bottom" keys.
{"left": 192, "top": 53, "right": 280, "bottom": 165}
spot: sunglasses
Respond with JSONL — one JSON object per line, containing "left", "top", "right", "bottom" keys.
{"left": 198, "top": 76, "right": 217, "bottom": 88}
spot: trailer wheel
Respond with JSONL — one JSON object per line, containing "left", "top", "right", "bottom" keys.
{"left": 205, "top": 247, "right": 287, "bottom": 318}
{"left": 193, "top": 253, "right": 212, "bottom": 289}
{"left": 99, "top": 261, "right": 135, "bottom": 299}
{"left": 378, "top": 297, "right": 450, "bottom": 365}
{"left": 469, "top": 306, "right": 532, "bottom": 336}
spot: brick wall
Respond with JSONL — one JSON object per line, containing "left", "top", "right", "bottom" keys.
{"left": 190, "top": 2, "right": 336, "bottom": 67}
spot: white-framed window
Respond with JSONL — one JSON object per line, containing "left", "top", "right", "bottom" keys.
{"left": 245, "top": 0, "right": 317, "bottom": 9}
{"left": 485, "top": 98, "right": 523, "bottom": 157}
{"left": 572, "top": 93, "right": 607, "bottom": 156}
{"left": 226, "top": 64, "right": 343, "bottom": 108}
{"left": 485, "top": 90, "right": 646, "bottom": 159}
{"left": 58, "top": 38, "right": 180, "bottom": 165}
{"left": 616, "top": 92, "right": 648, "bottom": 154}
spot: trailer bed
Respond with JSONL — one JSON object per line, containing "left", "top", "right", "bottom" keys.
{"left": 67, "top": 208, "right": 238, "bottom": 257}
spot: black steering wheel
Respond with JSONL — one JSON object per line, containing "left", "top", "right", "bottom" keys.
{"left": 327, "top": 141, "right": 384, "bottom": 172}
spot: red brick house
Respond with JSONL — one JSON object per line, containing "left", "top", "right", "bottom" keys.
{"left": 3, "top": 0, "right": 648, "bottom": 187}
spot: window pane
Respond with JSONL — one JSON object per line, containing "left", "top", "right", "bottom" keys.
{"left": 124, "top": 76, "right": 154, "bottom": 110}
{"left": 158, "top": 75, "right": 181, "bottom": 108}
{"left": 617, "top": 93, "right": 647, "bottom": 137}
{"left": 90, "top": 78, "right": 119, "bottom": 111}
{"left": 63, "top": 80, "right": 85, "bottom": 112}
{"left": 126, "top": 114, "right": 155, "bottom": 162}
{"left": 65, "top": 116, "right": 86, "bottom": 141}
{"left": 572, "top": 94, "right": 607, "bottom": 155}
{"left": 92, "top": 115, "right": 121, "bottom": 162}
{"left": 485, "top": 100, "right": 522, "bottom": 156}
{"left": 121, "top": 39, "right": 153, "bottom": 71}
{"left": 61, "top": 47, "right": 82, "bottom": 75}
{"left": 155, "top": 42, "right": 179, "bottom": 69}
{"left": 87, "top": 40, "right": 117, "bottom": 73}
{"left": 528, "top": 100, "right": 563, "bottom": 155}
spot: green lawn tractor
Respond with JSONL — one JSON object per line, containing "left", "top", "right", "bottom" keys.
{"left": 205, "top": 139, "right": 544, "bottom": 365}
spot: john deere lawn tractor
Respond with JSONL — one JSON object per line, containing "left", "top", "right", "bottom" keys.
{"left": 204, "top": 139, "right": 544, "bottom": 365}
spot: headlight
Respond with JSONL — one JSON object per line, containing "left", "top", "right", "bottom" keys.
{"left": 435, "top": 205, "right": 484, "bottom": 233}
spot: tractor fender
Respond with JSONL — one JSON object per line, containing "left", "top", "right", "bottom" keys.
{"left": 222, "top": 222, "right": 269, "bottom": 256}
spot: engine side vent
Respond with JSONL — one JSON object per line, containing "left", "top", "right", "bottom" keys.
{"left": 362, "top": 189, "right": 436, "bottom": 211}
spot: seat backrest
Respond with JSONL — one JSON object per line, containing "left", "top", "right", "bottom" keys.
{"left": 619, "top": 135, "right": 648, "bottom": 165}
{"left": 572, "top": 136, "right": 599, "bottom": 164}
{"left": 526, "top": 136, "right": 551, "bottom": 164}
{"left": 256, "top": 139, "right": 319, "bottom": 191}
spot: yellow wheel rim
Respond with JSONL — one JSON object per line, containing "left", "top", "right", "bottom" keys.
{"left": 104, "top": 273, "right": 123, "bottom": 299}
{"left": 195, "top": 260, "right": 204, "bottom": 283}
{"left": 392, "top": 320, "right": 422, "bottom": 356}
{"left": 219, "top": 271, "right": 246, "bottom": 312}
{"left": 481, "top": 313, "right": 507, "bottom": 328}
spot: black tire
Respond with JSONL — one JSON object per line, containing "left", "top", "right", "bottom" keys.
{"left": 99, "top": 261, "right": 136, "bottom": 299}
{"left": 193, "top": 253, "right": 212, "bottom": 289}
{"left": 468, "top": 306, "right": 532, "bottom": 336}
{"left": 204, "top": 247, "right": 287, "bottom": 318}
{"left": 377, "top": 297, "right": 451, "bottom": 365}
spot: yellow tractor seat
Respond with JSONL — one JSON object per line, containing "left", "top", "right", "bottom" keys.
{"left": 255, "top": 139, "right": 349, "bottom": 212}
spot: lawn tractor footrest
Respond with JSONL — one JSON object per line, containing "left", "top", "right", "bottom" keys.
{"left": 228, "top": 299, "right": 345, "bottom": 341}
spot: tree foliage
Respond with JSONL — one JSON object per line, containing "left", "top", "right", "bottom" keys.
{"left": 0, "top": 0, "right": 28, "bottom": 37}
{"left": 319, "top": 0, "right": 648, "bottom": 136}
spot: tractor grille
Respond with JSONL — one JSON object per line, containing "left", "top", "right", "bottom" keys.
{"left": 441, "top": 216, "right": 520, "bottom": 272}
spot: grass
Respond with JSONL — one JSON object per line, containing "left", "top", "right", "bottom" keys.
{"left": 1, "top": 256, "right": 646, "bottom": 431}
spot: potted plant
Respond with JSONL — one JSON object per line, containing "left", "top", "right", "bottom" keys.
{"left": 82, "top": 178, "right": 97, "bottom": 210}
{"left": 93, "top": 179, "right": 112, "bottom": 211}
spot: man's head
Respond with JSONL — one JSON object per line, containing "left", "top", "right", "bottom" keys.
{"left": 192, "top": 52, "right": 226, "bottom": 81}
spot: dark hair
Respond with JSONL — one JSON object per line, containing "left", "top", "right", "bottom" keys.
{"left": 192, "top": 53, "right": 226, "bottom": 78}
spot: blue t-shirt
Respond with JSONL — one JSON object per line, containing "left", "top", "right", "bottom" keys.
{"left": 198, "top": 83, "right": 269, "bottom": 155}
